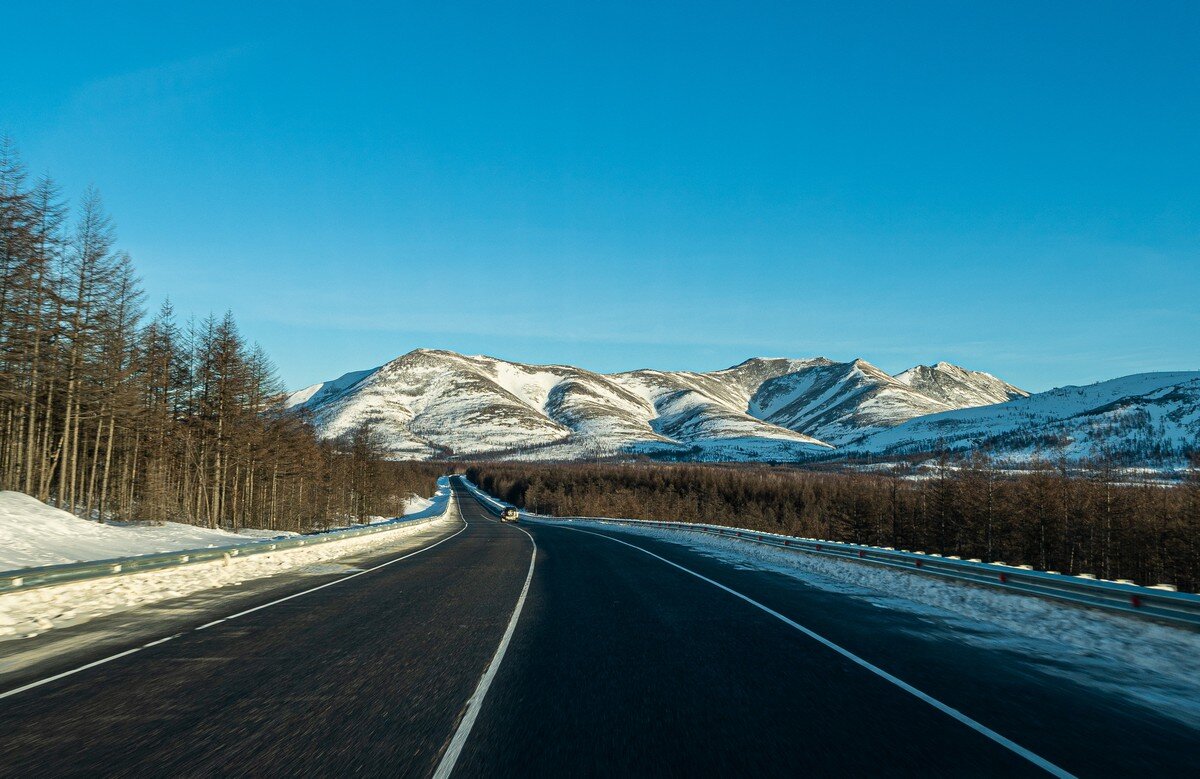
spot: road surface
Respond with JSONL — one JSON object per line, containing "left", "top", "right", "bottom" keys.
{"left": 0, "top": 477, "right": 1195, "bottom": 777}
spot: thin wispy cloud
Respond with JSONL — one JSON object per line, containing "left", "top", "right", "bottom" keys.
{"left": 71, "top": 45, "right": 248, "bottom": 105}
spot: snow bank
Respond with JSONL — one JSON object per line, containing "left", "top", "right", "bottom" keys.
{"left": 403, "top": 493, "right": 434, "bottom": 515}
{"left": 552, "top": 518, "right": 1200, "bottom": 728}
{"left": 0, "top": 492, "right": 298, "bottom": 570}
{"left": 0, "top": 490, "right": 444, "bottom": 571}
{"left": 0, "top": 487, "right": 455, "bottom": 640}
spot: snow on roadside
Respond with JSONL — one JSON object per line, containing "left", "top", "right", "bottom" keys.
{"left": 0, "top": 512, "right": 455, "bottom": 640}
{"left": 0, "top": 491, "right": 298, "bottom": 570}
{"left": 402, "top": 494, "right": 434, "bottom": 515}
{"left": 0, "top": 490, "right": 438, "bottom": 571}
{"left": 0, "top": 482, "right": 455, "bottom": 641}
{"left": 231, "top": 528, "right": 300, "bottom": 539}
{"left": 355, "top": 496, "right": 438, "bottom": 527}
{"left": 553, "top": 518, "right": 1200, "bottom": 728}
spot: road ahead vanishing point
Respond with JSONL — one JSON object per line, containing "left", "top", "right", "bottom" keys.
{"left": 1, "top": 477, "right": 1196, "bottom": 777}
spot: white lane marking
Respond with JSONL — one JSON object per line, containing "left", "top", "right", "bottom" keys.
{"left": 0, "top": 645, "right": 146, "bottom": 702}
{"left": 196, "top": 508, "right": 467, "bottom": 628}
{"left": 433, "top": 491, "right": 538, "bottom": 779}
{"left": 554, "top": 523, "right": 1076, "bottom": 779}
{"left": 0, "top": 501, "right": 467, "bottom": 702}
{"left": 142, "top": 633, "right": 183, "bottom": 648}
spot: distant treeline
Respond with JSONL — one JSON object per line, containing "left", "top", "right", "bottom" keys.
{"left": 466, "top": 459, "right": 1200, "bottom": 591}
{"left": 0, "top": 138, "right": 442, "bottom": 531}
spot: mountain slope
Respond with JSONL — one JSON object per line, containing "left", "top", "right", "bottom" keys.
{"left": 894, "top": 362, "right": 1028, "bottom": 407}
{"left": 611, "top": 358, "right": 833, "bottom": 458}
{"left": 287, "top": 350, "right": 1036, "bottom": 461}
{"left": 748, "top": 359, "right": 957, "bottom": 446}
{"left": 856, "top": 372, "right": 1200, "bottom": 464}
{"left": 287, "top": 350, "right": 657, "bottom": 458}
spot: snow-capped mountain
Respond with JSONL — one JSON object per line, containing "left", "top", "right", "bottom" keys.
{"left": 610, "top": 358, "right": 834, "bottom": 458}
{"left": 285, "top": 349, "right": 1034, "bottom": 461}
{"left": 750, "top": 360, "right": 979, "bottom": 446}
{"left": 894, "top": 362, "right": 1027, "bottom": 408}
{"left": 854, "top": 372, "right": 1200, "bottom": 464}
{"left": 287, "top": 350, "right": 650, "bottom": 459}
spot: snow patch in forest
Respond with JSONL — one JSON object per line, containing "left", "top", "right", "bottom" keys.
{"left": 402, "top": 494, "right": 434, "bottom": 515}
{"left": 557, "top": 518, "right": 1200, "bottom": 728}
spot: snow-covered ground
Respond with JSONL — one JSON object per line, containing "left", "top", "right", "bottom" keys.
{"left": 0, "top": 492, "right": 297, "bottom": 571}
{"left": 546, "top": 517, "right": 1200, "bottom": 728}
{"left": 0, "top": 483, "right": 454, "bottom": 640}
{"left": 284, "top": 349, "right": 1031, "bottom": 461}
{"left": 0, "top": 492, "right": 438, "bottom": 571}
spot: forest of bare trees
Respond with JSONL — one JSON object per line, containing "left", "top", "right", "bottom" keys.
{"left": 0, "top": 139, "right": 440, "bottom": 533}
{"left": 467, "top": 458, "right": 1200, "bottom": 591}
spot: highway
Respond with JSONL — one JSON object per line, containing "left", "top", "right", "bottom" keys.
{"left": 0, "top": 477, "right": 1196, "bottom": 777}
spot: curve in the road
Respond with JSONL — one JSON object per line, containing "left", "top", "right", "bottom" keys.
{"left": 0, "top": 497, "right": 470, "bottom": 704}
{"left": 0, "top": 488, "right": 538, "bottom": 777}
{"left": 3, "top": 478, "right": 1194, "bottom": 777}
{"left": 434, "top": 517, "right": 537, "bottom": 779}
{"left": 550, "top": 523, "right": 1073, "bottom": 779}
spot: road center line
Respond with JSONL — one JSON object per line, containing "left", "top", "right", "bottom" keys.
{"left": 552, "top": 522, "right": 1076, "bottom": 779}
{"left": 433, "top": 493, "right": 538, "bottom": 779}
{"left": 0, "top": 500, "right": 467, "bottom": 702}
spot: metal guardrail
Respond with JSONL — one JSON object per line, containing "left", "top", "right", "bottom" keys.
{"left": 0, "top": 484, "right": 455, "bottom": 595}
{"left": 458, "top": 478, "right": 1200, "bottom": 629}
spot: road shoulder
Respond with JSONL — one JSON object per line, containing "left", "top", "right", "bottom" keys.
{"left": 0, "top": 516, "right": 463, "bottom": 693}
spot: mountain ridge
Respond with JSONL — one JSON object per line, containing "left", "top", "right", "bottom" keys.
{"left": 285, "top": 349, "right": 1066, "bottom": 461}
{"left": 853, "top": 371, "right": 1200, "bottom": 464}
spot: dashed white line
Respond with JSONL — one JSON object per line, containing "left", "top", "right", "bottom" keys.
{"left": 0, "top": 645, "right": 148, "bottom": 702}
{"left": 553, "top": 523, "right": 1076, "bottom": 779}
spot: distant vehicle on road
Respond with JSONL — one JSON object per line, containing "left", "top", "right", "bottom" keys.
{"left": 500, "top": 507, "right": 519, "bottom": 523}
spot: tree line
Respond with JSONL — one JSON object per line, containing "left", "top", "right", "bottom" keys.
{"left": 0, "top": 138, "right": 441, "bottom": 532}
{"left": 466, "top": 457, "right": 1200, "bottom": 591}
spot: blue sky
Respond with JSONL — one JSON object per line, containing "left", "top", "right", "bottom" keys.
{"left": 2, "top": 1, "right": 1197, "bottom": 392}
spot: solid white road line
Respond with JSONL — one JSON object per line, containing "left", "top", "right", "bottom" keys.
{"left": 0, "top": 500, "right": 467, "bottom": 703}
{"left": 555, "top": 523, "right": 1076, "bottom": 779}
{"left": 433, "top": 496, "right": 538, "bottom": 779}
{"left": 196, "top": 507, "right": 467, "bottom": 629}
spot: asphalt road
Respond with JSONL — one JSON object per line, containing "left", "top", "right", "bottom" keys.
{"left": 1, "top": 477, "right": 1196, "bottom": 777}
